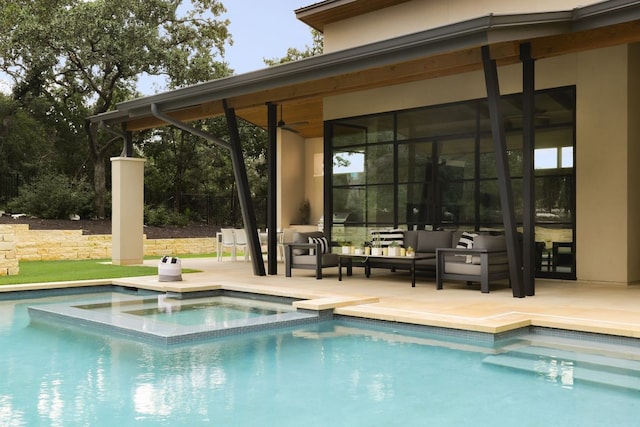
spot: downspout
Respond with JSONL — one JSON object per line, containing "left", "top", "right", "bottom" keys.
{"left": 99, "top": 121, "right": 132, "bottom": 157}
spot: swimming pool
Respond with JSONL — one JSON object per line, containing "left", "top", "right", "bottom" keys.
{"left": 1, "top": 291, "right": 639, "bottom": 426}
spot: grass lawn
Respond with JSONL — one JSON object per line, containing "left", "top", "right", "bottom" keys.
{"left": 0, "top": 257, "right": 205, "bottom": 285}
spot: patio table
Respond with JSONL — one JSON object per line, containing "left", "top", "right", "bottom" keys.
{"left": 337, "top": 253, "right": 435, "bottom": 287}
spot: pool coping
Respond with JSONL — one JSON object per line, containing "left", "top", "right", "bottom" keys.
{"left": 27, "top": 290, "right": 328, "bottom": 346}
{"left": 3, "top": 271, "right": 640, "bottom": 341}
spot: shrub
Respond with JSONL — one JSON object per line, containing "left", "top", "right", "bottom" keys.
{"left": 7, "top": 173, "right": 94, "bottom": 219}
{"left": 144, "top": 205, "right": 189, "bottom": 227}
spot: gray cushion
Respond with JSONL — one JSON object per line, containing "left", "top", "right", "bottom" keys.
{"left": 416, "top": 231, "right": 452, "bottom": 253}
{"left": 470, "top": 235, "right": 507, "bottom": 265}
{"left": 403, "top": 231, "right": 419, "bottom": 251}
{"left": 444, "top": 261, "right": 510, "bottom": 275}
{"left": 473, "top": 234, "right": 506, "bottom": 251}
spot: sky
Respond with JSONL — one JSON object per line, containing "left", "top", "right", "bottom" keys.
{"left": 222, "top": 0, "right": 313, "bottom": 74}
{"left": 0, "top": 0, "right": 315, "bottom": 96}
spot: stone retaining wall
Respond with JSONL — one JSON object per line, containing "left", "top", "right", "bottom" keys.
{"left": 0, "top": 224, "right": 215, "bottom": 275}
{"left": 0, "top": 225, "right": 19, "bottom": 276}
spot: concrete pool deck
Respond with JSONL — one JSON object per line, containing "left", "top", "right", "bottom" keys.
{"left": 3, "top": 256, "right": 640, "bottom": 339}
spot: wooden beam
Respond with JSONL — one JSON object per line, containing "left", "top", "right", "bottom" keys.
{"left": 531, "top": 20, "right": 640, "bottom": 59}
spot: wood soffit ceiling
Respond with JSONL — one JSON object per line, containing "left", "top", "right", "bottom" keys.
{"left": 118, "top": 8, "right": 640, "bottom": 139}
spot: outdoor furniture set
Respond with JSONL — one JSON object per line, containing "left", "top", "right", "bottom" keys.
{"left": 284, "top": 229, "right": 511, "bottom": 292}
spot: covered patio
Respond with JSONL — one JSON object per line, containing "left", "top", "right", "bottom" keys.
{"left": 91, "top": 0, "right": 640, "bottom": 299}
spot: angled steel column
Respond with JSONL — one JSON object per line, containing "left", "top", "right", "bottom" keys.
{"left": 521, "top": 43, "right": 536, "bottom": 296}
{"left": 266, "top": 103, "right": 278, "bottom": 275}
{"left": 481, "top": 45, "right": 525, "bottom": 298}
{"left": 223, "top": 101, "right": 266, "bottom": 276}
{"left": 150, "top": 103, "right": 265, "bottom": 276}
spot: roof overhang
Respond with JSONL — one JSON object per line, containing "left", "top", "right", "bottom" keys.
{"left": 90, "top": 0, "right": 640, "bottom": 138}
{"left": 295, "top": 0, "right": 412, "bottom": 32}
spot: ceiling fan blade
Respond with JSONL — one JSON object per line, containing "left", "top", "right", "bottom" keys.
{"left": 285, "top": 120, "right": 309, "bottom": 127}
{"left": 280, "top": 125, "right": 300, "bottom": 134}
{"left": 277, "top": 104, "right": 306, "bottom": 133}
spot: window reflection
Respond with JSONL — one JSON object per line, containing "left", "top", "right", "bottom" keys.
{"left": 329, "top": 86, "right": 576, "bottom": 278}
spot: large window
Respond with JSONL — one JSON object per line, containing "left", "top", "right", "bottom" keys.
{"left": 328, "top": 86, "right": 576, "bottom": 279}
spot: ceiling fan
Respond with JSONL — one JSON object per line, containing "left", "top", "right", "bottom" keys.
{"left": 277, "top": 104, "right": 308, "bottom": 133}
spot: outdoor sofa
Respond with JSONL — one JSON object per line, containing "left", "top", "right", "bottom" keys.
{"left": 370, "top": 229, "right": 511, "bottom": 292}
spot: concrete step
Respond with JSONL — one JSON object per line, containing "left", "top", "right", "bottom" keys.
{"left": 483, "top": 353, "right": 640, "bottom": 391}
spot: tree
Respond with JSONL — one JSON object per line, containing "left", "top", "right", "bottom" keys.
{"left": 263, "top": 29, "right": 323, "bottom": 66}
{"left": 0, "top": 0, "right": 232, "bottom": 218}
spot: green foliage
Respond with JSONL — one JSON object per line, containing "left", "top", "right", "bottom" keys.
{"left": 0, "top": 1, "right": 288, "bottom": 228}
{"left": 0, "top": 95, "right": 52, "bottom": 178}
{"left": 0, "top": 0, "right": 233, "bottom": 217}
{"left": 144, "top": 205, "right": 189, "bottom": 227}
{"left": 8, "top": 173, "right": 94, "bottom": 219}
{"left": 264, "top": 29, "right": 323, "bottom": 66}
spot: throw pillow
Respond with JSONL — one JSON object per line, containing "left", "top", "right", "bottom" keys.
{"left": 456, "top": 231, "right": 478, "bottom": 263}
{"left": 456, "top": 231, "right": 478, "bottom": 249}
{"left": 370, "top": 228, "right": 404, "bottom": 247}
{"left": 308, "top": 236, "right": 329, "bottom": 255}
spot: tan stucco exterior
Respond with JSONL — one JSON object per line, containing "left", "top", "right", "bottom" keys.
{"left": 111, "top": 157, "right": 146, "bottom": 265}
{"left": 277, "top": 129, "right": 307, "bottom": 228}
{"left": 323, "top": 0, "right": 589, "bottom": 52}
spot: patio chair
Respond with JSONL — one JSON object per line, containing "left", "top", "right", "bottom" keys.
{"left": 218, "top": 228, "right": 237, "bottom": 261}
{"left": 278, "top": 228, "right": 297, "bottom": 261}
{"left": 436, "top": 234, "right": 511, "bottom": 293}
{"left": 284, "top": 231, "right": 339, "bottom": 279}
{"left": 233, "top": 228, "right": 249, "bottom": 262}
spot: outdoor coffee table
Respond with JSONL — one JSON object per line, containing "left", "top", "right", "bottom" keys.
{"left": 337, "top": 254, "right": 435, "bottom": 287}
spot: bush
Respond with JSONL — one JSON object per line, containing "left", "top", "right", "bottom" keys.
{"left": 7, "top": 173, "right": 94, "bottom": 219}
{"left": 144, "top": 205, "right": 190, "bottom": 227}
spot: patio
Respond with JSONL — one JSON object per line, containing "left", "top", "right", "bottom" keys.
{"left": 3, "top": 256, "right": 639, "bottom": 339}
{"left": 103, "top": 257, "right": 640, "bottom": 340}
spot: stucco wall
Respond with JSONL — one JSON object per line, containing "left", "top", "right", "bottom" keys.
{"left": 278, "top": 128, "right": 307, "bottom": 227}
{"left": 306, "top": 137, "right": 325, "bottom": 225}
{"left": 323, "top": 0, "right": 590, "bottom": 52}
{"left": 322, "top": 45, "right": 638, "bottom": 284}
{"left": 575, "top": 45, "right": 630, "bottom": 283}
{"left": 627, "top": 43, "right": 640, "bottom": 282}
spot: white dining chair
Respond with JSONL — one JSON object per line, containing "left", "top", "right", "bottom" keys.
{"left": 233, "top": 228, "right": 249, "bottom": 262}
{"left": 219, "top": 228, "right": 236, "bottom": 261}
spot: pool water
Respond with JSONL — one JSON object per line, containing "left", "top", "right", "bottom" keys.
{"left": 1, "top": 292, "right": 639, "bottom": 426}
{"left": 76, "top": 295, "right": 296, "bottom": 326}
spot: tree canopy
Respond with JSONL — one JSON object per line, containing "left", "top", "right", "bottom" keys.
{"left": 0, "top": 0, "right": 233, "bottom": 217}
{"left": 0, "top": 1, "right": 323, "bottom": 226}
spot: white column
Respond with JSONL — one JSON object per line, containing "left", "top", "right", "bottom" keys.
{"left": 111, "top": 157, "right": 146, "bottom": 265}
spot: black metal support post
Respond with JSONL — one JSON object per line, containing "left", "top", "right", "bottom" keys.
{"left": 223, "top": 101, "right": 266, "bottom": 276}
{"left": 521, "top": 43, "right": 536, "bottom": 296}
{"left": 150, "top": 102, "right": 265, "bottom": 276}
{"left": 481, "top": 45, "right": 525, "bottom": 298}
{"left": 266, "top": 103, "right": 278, "bottom": 275}
{"left": 323, "top": 122, "right": 333, "bottom": 241}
